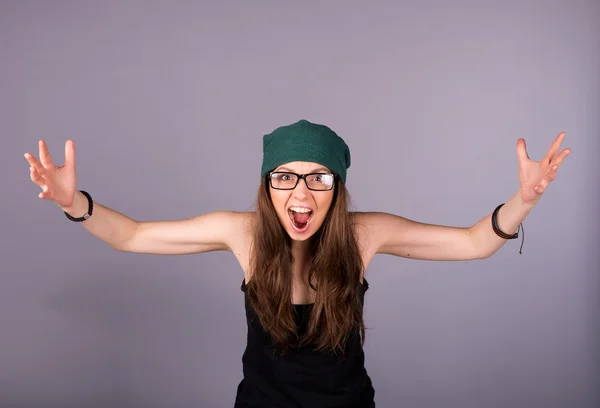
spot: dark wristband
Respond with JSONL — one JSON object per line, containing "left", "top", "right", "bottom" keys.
{"left": 492, "top": 203, "right": 525, "bottom": 254}
{"left": 64, "top": 190, "right": 93, "bottom": 222}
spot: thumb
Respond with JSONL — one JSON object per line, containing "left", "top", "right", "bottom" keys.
{"left": 516, "top": 138, "right": 530, "bottom": 164}
{"left": 65, "top": 140, "right": 76, "bottom": 171}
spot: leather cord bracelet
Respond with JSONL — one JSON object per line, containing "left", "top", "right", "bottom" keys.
{"left": 64, "top": 190, "right": 93, "bottom": 222}
{"left": 492, "top": 203, "right": 524, "bottom": 254}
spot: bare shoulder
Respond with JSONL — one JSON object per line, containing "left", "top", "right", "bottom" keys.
{"left": 225, "top": 211, "right": 255, "bottom": 272}
{"left": 197, "top": 210, "right": 255, "bottom": 255}
{"left": 352, "top": 211, "right": 414, "bottom": 253}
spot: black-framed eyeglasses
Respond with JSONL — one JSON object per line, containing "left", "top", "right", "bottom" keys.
{"left": 267, "top": 172, "right": 336, "bottom": 191}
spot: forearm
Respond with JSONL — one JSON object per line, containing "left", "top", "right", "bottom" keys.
{"left": 469, "top": 190, "right": 535, "bottom": 258}
{"left": 61, "top": 190, "right": 139, "bottom": 251}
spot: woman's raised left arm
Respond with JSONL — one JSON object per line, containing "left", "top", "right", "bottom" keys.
{"left": 359, "top": 132, "right": 571, "bottom": 261}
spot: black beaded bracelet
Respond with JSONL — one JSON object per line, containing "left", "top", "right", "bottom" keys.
{"left": 492, "top": 203, "right": 524, "bottom": 254}
{"left": 64, "top": 190, "right": 93, "bottom": 222}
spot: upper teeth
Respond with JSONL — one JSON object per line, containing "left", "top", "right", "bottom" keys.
{"left": 289, "top": 207, "right": 311, "bottom": 213}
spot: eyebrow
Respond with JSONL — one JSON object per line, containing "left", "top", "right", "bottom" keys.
{"left": 275, "top": 166, "right": 331, "bottom": 173}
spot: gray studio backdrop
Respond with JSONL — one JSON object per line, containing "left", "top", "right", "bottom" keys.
{"left": 2, "top": 1, "right": 598, "bottom": 407}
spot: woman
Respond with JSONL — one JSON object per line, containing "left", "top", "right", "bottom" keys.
{"left": 24, "top": 119, "right": 570, "bottom": 407}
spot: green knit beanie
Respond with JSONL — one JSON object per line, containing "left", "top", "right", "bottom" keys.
{"left": 260, "top": 119, "right": 351, "bottom": 183}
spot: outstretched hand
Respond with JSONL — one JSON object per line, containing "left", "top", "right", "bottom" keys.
{"left": 24, "top": 140, "right": 77, "bottom": 208}
{"left": 517, "top": 132, "right": 571, "bottom": 206}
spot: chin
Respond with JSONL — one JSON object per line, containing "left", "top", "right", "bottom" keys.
{"left": 286, "top": 229, "right": 317, "bottom": 242}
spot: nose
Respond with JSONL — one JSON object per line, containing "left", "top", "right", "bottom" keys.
{"left": 293, "top": 176, "right": 310, "bottom": 199}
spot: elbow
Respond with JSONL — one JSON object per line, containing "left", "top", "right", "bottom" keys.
{"left": 112, "top": 223, "right": 139, "bottom": 253}
{"left": 467, "top": 230, "right": 493, "bottom": 260}
{"left": 112, "top": 243, "right": 130, "bottom": 252}
{"left": 473, "top": 247, "right": 496, "bottom": 260}
{"left": 476, "top": 251, "right": 493, "bottom": 260}
{"left": 110, "top": 239, "right": 131, "bottom": 252}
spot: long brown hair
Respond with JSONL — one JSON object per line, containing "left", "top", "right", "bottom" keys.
{"left": 247, "top": 176, "right": 365, "bottom": 354}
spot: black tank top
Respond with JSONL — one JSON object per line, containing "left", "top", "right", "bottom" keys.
{"left": 234, "top": 279, "right": 375, "bottom": 408}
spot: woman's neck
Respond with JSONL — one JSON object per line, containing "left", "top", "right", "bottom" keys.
{"left": 290, "top": 238, "right": 312, "bottom": 265}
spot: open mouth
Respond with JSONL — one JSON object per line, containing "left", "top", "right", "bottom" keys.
{"left": 287, "top": 207, "right": 314, "bottom": 232}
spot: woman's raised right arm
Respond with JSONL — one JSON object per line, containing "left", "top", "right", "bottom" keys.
{"left": 25, "top": 140, "right": 246, "bottom": 255}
